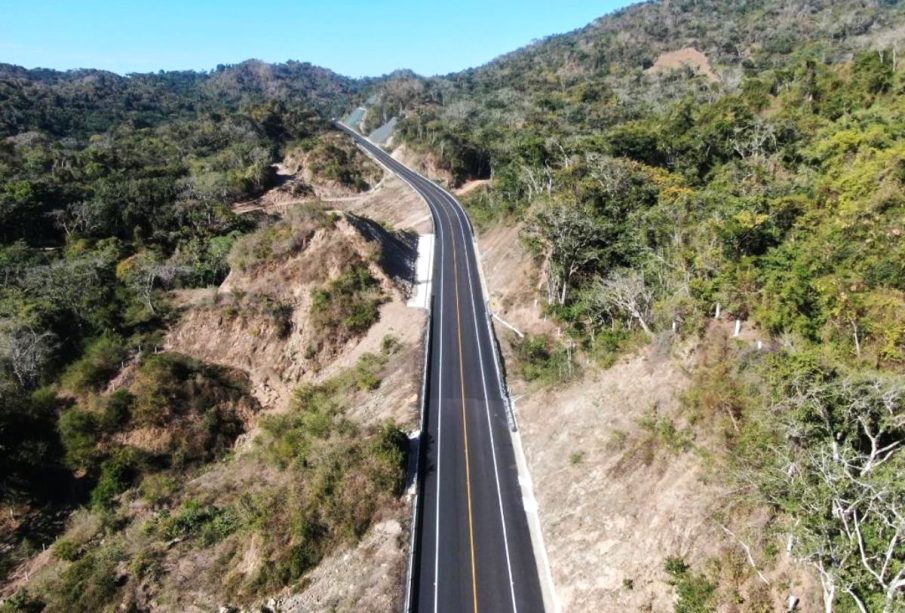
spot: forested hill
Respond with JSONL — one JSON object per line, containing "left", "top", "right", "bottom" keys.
{"left": 360, "top": 1, "right": 905, "bottom": 610}
{"left": 0, "top": 59, "right": 360, "bottom": 138}
{"left": 471, "top": 0, "right": 903, "bottom": 90}
{"left": 365, "top": 0, "right": 905, "bottom": 178}
{"left": 0, "top": 52, "right": 381, "bottom": 581}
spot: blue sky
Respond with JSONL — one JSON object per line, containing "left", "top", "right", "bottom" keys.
{"left": 0, "top": 1, "right": 633, "bottom": 77}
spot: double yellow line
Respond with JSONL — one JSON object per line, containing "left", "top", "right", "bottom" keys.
{"left": 348, "top": 136, "right": 483, "bottom": 612}
{"left": 447, "top": 205, "right": 480, "bottom": 613}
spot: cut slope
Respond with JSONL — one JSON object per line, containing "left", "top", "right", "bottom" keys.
{"left": 167, "top": 206, "right": 417, "bottom": 412}
{"left": 472, "top": 222, "right": 820, "bottom": 611}
{"left": 2, "top": 184, "right": 429, "bottom": 611}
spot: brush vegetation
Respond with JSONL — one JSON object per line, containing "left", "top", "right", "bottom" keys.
{"left": 5, "top": 0, "right": 905, "bottom": 610}
{"left": 367, "top": 1, "right": 905, "bottom": 608}
{"left": 0, "top": 59, "right": 391, "bottom": 609}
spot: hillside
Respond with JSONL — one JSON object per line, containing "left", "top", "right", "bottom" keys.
{"left": 367, "top": 0, "right": 905, "bottom": 182}
{"left": 4, "top": 0, "right": 905, "bottom": 611}
{"left": 0, "top": 60, "right": 362, "bottom": 139}
{"left": 0, "top": 133, "right": 431, "bottom": 609}
{"left": 359, "top": 1, "right": 905, "bottom": 611}
{"left": 0, "top": 56, "right": 425, "bottom": 611}
{"left": 1, "top": 199, "right": 423, "bottom": 611}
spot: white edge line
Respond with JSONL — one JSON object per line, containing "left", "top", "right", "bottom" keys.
{"left": 450, "top": 201, "right": 520, "bottom": 613}
{"left": 438, "top": 185, "right": 561, "bottom": 613}
{"left": 432, "top": 210, "right": 445, "bottom": 613}
{"left": 337, "top": 123, "right": 445, "bottom": 613}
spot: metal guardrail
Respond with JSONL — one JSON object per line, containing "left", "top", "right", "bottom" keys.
{"left": 402, "top": 295, "right": 432, "bottom": 613}
{"left": 335, "top": 120, "right": 556, "bottom": 611}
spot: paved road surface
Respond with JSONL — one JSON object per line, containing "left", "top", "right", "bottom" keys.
{"left": 337, "top": 124, "right": 545, "bottom": 613}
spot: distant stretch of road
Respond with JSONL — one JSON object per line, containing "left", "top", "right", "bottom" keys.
{"left": 337, "top": 123, "right": 545, "bottom": 613}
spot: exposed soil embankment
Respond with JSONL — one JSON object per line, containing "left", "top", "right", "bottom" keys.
{"left": 391, "top": 143, "right": 454, "bottom": 187}
{"left": 647, "top": 47, "right": 720, "bottom": 81}
{"left": 473, "top": 223, "right": 817, "bottom": 611}
{"left": 335, "top": 173, "right": 433, "bottom": 235}
{"left": 167, "top": 211, "right": 418, "bottom": 414}
{"left": 159, "top": 167, "right": 432, "bottom": 610}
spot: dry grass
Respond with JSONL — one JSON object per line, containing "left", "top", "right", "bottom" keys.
{"left": 474, "top": 217, "right": 819, "bottom": 611}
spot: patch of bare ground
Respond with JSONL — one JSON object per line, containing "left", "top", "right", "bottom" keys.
{"left": 232, "top": 163, "right": 321, "bottom": 217}
{"left": 0, "top": 504, "right": 63, "bottom": 597}
{"left": 517, "top": 348, "right": 702, "bottom": 611}
{"left": 390, "top": 143, "right": 454, "bottom": 186}
{"left": 333, "top": 173, "right": 433, "bottom": 235}
{"left": 166, "top": 212, "right": 423, "bottom": 413}
{"left": 647, "top": 47, "right": 720, "bottom": 82}
{"left": 278, "top": 515, "right": 407, "bottom": 612}
{"left": 454, "top": 179, "right": 491, "bottom": 197}
{"left": 474, "top": 222, "right": 556, "bottom": 337}
{"left": 476, "top": 224, "right": 819, "bottom": 611}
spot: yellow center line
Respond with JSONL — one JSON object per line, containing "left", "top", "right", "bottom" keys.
{"left": 449, "top": 207, "right": 479, "bottom": 613}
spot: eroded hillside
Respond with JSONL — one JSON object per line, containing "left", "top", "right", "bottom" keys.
{"left": 379, "top": 11, "right": 905, "bottom": 606}
{"left": 0, "top": 120, "right": 432, "bottom": 610}
{"left": 168, "top": 207, "right": 418, "bottom": 409}
{"left": 471, "top": 213, "right": 818, "bottom": 611}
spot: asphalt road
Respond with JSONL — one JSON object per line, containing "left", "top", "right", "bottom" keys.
{"left": 337, "top": 124, "right": 545, "bottom": 613}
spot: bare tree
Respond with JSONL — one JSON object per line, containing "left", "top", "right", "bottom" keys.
{"left": 133, "top": 257, "right": 185, "bottom": 315}
{"left": 524, "top": 204, "right": 599, "bottom": 305}
{"left": 48, "top": 200, "right": 106, "bottom": 238}
{"left": 588, "top": 269, "right": 655, "bottom": 335}
{"left": 0, "top": 322, "right": 57, "bottom": 389}
{"left": 763, "top": 377, "right": 905, "bottom": 613}
{"left": 517, "top": 163, "right": 556, "bottom": 200}
{"left": 732, "top": 119, "right": 776, "bottom": 161}
{"left": 732, "top": 118, "right": 778, "bottom": 179}
{"left": 585, "top": 153, "right": 632, "bottom": 198}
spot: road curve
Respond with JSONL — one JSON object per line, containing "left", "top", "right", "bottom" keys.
{"left": 337, "top": 124, "right": 545, "bottom": 613}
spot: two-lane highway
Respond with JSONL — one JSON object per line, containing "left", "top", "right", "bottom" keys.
{"left": 337, "top": 123, "right": 545, "bottom": 613}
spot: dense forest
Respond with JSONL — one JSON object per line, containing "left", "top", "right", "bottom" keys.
{"left": 361, "top": 0, "right": 905, "bottom": 610}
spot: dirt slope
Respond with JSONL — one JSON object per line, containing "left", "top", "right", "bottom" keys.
{"left": 647, "top": 47, "right": 720, "bottom": 82}
{"left": 391, "top": 144, "right": 454, "bottom": 187}
{"left": 334, "top": 173, "right": 433, "bottom": 235}
{"left": 474, "top": 223, "right": 818, "bottom": 612}
{"left": 167, "top": 213, "right": 418, "bottom": 413}
{"left": 167, "top": 167, "right": 430, "bottom": 610}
